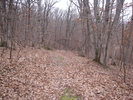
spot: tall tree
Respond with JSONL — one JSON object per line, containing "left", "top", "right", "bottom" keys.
{"left": 71, "top": 0, "right": 125, "bottom": 67}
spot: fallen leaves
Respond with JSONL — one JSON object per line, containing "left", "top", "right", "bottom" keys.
{"left": 0, "top": 47, "right": 133, "bottom": 100}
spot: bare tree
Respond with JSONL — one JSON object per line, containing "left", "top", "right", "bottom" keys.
{"left": 71, "top": 0, "right": 125, "bottom": 67}
{"left": 42, "top": 0, "right": 58, "bottom": 46}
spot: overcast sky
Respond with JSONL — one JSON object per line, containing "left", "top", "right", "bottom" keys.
{"left": 54, "top": 0, "right": 132, "bottom": 10}
{"left": 54, "top": 0, "right": 132, "bottom": 21}
{"left": 54, "top": 0, "right": 68, "bottom": 10}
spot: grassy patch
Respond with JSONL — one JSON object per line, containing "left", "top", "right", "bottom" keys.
{"left": 60, "top": 95, "right": 77, "bottom": 100}
{"left": 57, "top": 62, "right": 68, "bottom": 66}
{"left": 63, "top": 62, "right": 68, "bottom": 65}
{"left": 64, "top": 88, "right": 70, "bottom": 93}
{"left": 54, "top": 56, "right": 64, "bottom": 61}
{"left": 60, "top": 88, "right": 81, "bottom": 100}
{"left": 43, "top": 46, "right": 53, "bottom": 50}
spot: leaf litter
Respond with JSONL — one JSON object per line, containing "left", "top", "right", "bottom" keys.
{"left": 0, "top": 47, "right": 133, "bottom": 100}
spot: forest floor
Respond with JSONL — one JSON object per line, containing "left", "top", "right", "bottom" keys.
{"left": 0, "top": 47, "right": 133, "bottom": 100}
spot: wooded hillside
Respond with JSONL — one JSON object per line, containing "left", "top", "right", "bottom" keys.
{"left": 0, "top": 0, "right": 133, "bottom": 99}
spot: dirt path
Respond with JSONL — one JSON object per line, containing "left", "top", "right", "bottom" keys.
{"left": 0, "top": 48, "right": 133, "bottom": 100}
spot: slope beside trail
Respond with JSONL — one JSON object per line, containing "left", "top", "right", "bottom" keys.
{"left": 0, "top": 48, "right": 133, "bottom": 100}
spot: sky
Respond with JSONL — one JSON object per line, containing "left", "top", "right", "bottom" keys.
{"left": 54, "top": 0, "right": 132, "bottom": 21}
{"left": 54, "top": 0, "right": 132, "bottom": 10}
{"left": 54, "top": 0, "right": 69, "bottom": 10}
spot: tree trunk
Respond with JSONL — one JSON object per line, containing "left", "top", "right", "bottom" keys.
{"left": 102, "top": 0, "right": 125, "bottom": 67}
{"left": 37, "top": 0, "right": 42, "bottom": 49}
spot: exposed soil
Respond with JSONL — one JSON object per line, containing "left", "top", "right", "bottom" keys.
{"left": 0, "top": 47, "right": 133, "bottom": 100}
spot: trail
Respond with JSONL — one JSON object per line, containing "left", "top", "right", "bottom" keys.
{"left": 0, "top": 48, "right": 133, "bottom": 100}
